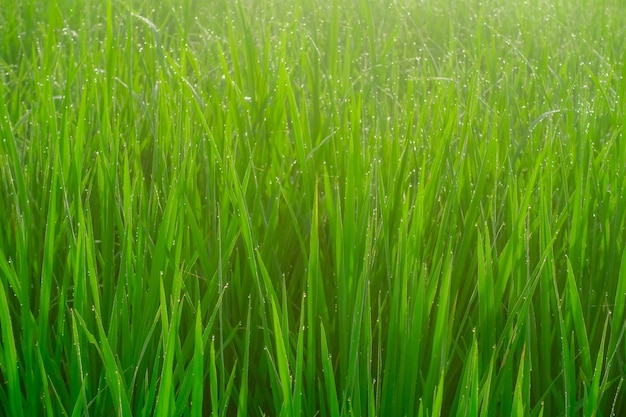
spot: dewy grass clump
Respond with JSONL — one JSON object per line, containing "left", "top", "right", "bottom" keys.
{"left": 1, "top": 0, "right": 626, "bottom": 415}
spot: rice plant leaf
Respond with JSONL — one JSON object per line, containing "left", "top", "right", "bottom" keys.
{"left": 320, "top": 323, "right": 339, "bottom": 417}
{"left": 566, "top": 258, "right": 592, "bottom": 380}
{"left": 0, "top": 279, "right": 23, "bottom": 415}
{"left": 270, "top": 297, "right": 293, "bottom": 415}
{"left": 191, "top": 308, "right": 204, "bottom": 417}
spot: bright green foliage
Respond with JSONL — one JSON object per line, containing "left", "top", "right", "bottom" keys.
{"left": 1, "top": 0, "right": 626, "bottom": 415}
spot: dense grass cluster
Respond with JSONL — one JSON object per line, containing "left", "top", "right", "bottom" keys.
{"left": 1, "top": 0, "right": 626, "bottom": 415}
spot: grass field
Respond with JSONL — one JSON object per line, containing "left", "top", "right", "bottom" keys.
{"left": 1, "top": 0, "right": 626, "bottom": 415}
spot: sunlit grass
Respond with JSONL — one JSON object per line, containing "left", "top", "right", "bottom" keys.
{"left": 1, "top": 0, "right": 626, "bottom": 415}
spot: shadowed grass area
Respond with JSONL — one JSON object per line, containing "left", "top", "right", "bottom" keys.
{"left": 1, "top": 0, "right": 626, "bottom": 415}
